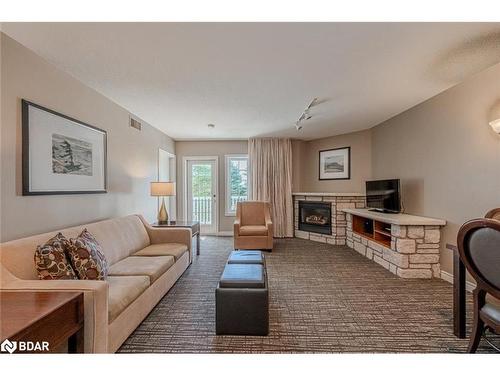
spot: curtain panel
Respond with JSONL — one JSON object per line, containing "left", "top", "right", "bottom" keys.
{"left": 248, "top": 138, "right": 293, "bottom": 238}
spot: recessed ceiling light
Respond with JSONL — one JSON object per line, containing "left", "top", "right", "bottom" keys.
{"left": 208, "top": 124, "right": 215, "bottom": 129}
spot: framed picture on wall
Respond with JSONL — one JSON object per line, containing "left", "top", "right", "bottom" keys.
{"left": 318, "top": 147, "right": 350, "bottom": 180}
{"left": 22, "top": 99, "right": 107, "bottom": 195}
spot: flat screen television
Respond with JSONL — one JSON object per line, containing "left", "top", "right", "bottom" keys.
{"left": 365, "top": 179, "right": 401, "bottom": 213}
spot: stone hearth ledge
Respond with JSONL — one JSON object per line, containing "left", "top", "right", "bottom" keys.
{"left": 293, "top": 192, "right": 364, "bottom": 197}
{"left": 341, "top": 208, "right": 446, "bottom": 226}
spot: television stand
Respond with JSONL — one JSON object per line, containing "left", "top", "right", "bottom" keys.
{"left": 340, "top": 208, "right": 446, "bottom": 279}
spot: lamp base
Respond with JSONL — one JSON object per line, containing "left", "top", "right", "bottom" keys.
{"left": 158, "top": 197, "right": 169, "bottom": 223}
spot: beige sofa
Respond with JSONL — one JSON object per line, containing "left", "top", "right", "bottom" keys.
{"left": 234, "top": 201, "right": 273, "bottom": 250}
{"left": 0, "top": 214, "right": 192, "bottom": 353}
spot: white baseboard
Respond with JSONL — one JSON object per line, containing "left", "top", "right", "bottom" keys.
{"left": 440, "top": 270, "right": 476, "bottom": 292}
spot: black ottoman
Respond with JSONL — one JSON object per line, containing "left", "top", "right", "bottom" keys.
{"left": 216, "top": 263, "right": 269, "bottom": 335}
{"left": 227, "top": 250, "right": 265, "bottom": 265}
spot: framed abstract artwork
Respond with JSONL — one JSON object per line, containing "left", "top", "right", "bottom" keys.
{"left": 318, "top": 146, "right": 350, "bottom": 180}
{"left": 22, "top": 100, "right": 107, "bottom": 195}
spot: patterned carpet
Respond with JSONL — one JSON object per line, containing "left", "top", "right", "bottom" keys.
{"left": 119, "top": 237, "right": 497, "bottom": 353}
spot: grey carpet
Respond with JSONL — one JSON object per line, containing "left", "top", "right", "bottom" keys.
{"left": 118, "top": 237, "right": 497, "bottom": 353}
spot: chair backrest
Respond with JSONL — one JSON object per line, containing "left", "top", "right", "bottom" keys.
{"left": 237, "top": 201, "right": 269, "bottom": 226}
{"left": 485, "top": 208, "right": 500, "bottom": 221}
{"left": 457, "top": 218, "right": 500, "bottom": 300}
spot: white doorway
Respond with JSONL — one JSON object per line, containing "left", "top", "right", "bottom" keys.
{"left": 158, "top": 149, "right": 176, "bottom": 220}
{"left": 184, "top": 157, "right": 218, "bottom": 234}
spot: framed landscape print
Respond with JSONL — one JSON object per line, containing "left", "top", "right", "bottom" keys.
{"left": 318, "top": 147, "right": 350, "bottom": 180}
{"left": 22, "top": 100, "right": 107, "bottom": 195}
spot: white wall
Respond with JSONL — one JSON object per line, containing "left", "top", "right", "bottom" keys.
{"left": 371, "top": 62, "right": 500, "bottom": 275}
{"left": 0, "top": 33, "right": 175, "bottom": 242}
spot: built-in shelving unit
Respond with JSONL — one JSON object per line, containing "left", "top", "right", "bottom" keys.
{"left": 342, "top": 208, "right": 447, "bottom": 279}
{"left": 352, "top": 215, "right": 391, "bottom": 248}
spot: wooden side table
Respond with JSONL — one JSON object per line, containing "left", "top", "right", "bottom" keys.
{"left": 152, "top": 221, "right": 201, "bottom": 255}
{"left": 0, "top": 291, "right": 84, "bottom": 353}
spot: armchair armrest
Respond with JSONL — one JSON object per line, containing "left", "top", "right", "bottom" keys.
{"left": 1, "top": 279, "right": 108, "bottom": 353}
{"left": 234, "top": 218, "right": 241, "bottom": 236}
{"left": 265, "top": 207, "right": 273, "bottom": 238}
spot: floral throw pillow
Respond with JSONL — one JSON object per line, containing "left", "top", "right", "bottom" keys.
{"left": 68, "top": 229, "right": 108, "bottom": 280}
{"left": 34, "top": 233, "right": 77, "bottom": 280}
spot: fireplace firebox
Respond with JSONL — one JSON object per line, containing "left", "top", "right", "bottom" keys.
{"left": 298, "top": 201, "right": 332, "bottom": 235}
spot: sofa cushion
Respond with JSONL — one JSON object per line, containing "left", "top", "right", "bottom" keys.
{"left": 68, "top": 229, "right": 109, "bottom": 280}
{"left": 34, "top": 233, "right": 77, "bottom": 280}
{"left": 108, "top": 256, "right": 174, "bottom": 283}
{"left": 84, "top": 215, "right": 150, "bottom": 265}
{"left": 107, "top": 275, "right": 150, "bottom": 323}
{"left": 132, "top": 243, "right": 188, "bottom": 260}
{"left": 239, "top": 225, "right": 268, "bottom": 236}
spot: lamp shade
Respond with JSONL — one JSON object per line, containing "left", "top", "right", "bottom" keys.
{"left": 150, "top": 182, "right": 176, "bottom": 196}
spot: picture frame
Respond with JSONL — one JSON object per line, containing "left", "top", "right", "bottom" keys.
{"left": 318, "top": 146, "right": 350, "bottom": 180}
{"left": 22, "top": 99, "right": 107, "bottom": 195}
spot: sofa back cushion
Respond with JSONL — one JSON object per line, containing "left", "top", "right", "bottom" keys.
{"left": 0, "top": 215, "right": 150, "bottom": 280}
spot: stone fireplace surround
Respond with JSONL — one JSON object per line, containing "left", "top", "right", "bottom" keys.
{"left": 293, "top": 192, "right": 366, "bottom": 245}
{"left": 293, "top": 192, "right": 447, "bottom": 279}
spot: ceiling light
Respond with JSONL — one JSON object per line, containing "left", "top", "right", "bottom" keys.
{"left": 294, "top": 98, "right": 318, "bottom": 131}
{"left": 490, "top": 118, "right": 500, "bottom": 134}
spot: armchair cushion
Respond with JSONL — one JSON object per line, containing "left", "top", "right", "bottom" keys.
{"left": 240, "top": 203, "right": 266, "bottom": 225}
{"left": 132, "top": 243, "right": 188, "bottom": 260}
{"left": 239, "top": 225, "right": 269, "bottom": 236}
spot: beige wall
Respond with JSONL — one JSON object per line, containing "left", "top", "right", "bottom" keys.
{"left": 372, "top": 62, "right": 500, "bottom": 275}
{"left": 293, "top": 129, "right": 372, "bottom": 193}
{"left": 175, "top": 140, "right": 248, "bottom": 233}
{"left": 0, "top": 34, "right": 175, "bottom": 242}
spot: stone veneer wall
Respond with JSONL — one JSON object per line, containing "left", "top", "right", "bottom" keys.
{"left": 346, "top": 213, "right": 441, "bottom": 278}
{"left": 294, "top": 195, "right": 366, "bottom": 245}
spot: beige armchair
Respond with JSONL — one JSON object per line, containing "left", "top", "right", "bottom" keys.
{"left": 234, "top": 201, "right": 273, "bottom": 251}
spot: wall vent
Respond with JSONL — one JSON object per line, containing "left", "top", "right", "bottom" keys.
{"left": 130, "top": 117, "right": 142, "bottom": 131}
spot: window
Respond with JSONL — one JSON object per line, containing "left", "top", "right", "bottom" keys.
{"left": 225, "top": 154, "right": 249, "bottom": 216}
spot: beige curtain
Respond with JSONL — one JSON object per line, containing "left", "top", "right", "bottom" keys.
{"left": 248, "top": 138, "right": 293, "bottom": 238}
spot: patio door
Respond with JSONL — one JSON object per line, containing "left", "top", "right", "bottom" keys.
{"left": 185, "top": 157, "right": 218, "bottom": 234}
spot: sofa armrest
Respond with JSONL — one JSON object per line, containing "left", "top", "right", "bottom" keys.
{"left": 1, "top": 279, "right": 108, "bottom": 353}
{"left": 147, "top": 227, "right": 192, "bottom": 247}
{"left": 138, "top": 214, "right": 192, "bottom": 254}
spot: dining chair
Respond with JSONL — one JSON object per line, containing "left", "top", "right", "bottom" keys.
{"left": 457, "top": 218, "right": 500, "bottom": 352}
{"left": 485, "top": 208, "right": 500, "bottom": 221}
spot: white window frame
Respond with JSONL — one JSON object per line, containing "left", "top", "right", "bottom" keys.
{"left": 225, "top": 154, "right": 249, "bottom": 216}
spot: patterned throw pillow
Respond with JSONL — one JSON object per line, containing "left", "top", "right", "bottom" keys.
{"left": 34, "top": 233, "right": 77, "bottom": 280}
{"left": 68, "top": 229, "right": 108, "bottom": 280}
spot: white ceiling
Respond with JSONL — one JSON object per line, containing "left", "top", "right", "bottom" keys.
{"left": 3, "top": 23, "right": 500, "bottom": 140}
